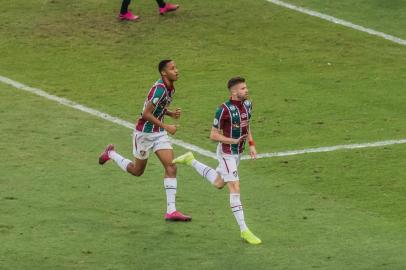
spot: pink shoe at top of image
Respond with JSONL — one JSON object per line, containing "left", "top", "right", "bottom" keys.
{"left": 119, "top": 11, "right": 140, "bottom": 21}
{"left": 159, "top": 3, "right": 179, "bottom": 15}
{"left": 164, "top": 211, "right": 192, "bottom": 222}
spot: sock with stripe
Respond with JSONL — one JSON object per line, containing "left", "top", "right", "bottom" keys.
{"left": 108, "top": 151, "right": 132, "bottom": 172}
{"left": 230, "top": 193, "right": 248, "bottom": 231}
{"left": 164, "top": 178, "right": 177, "bottom": 214}
{"left": 191, "top": 160, "right": 218, "bottom": 184}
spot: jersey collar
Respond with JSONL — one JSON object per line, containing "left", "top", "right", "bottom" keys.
{"left": 229, "top": 98, "right": 243, "bottom": 106}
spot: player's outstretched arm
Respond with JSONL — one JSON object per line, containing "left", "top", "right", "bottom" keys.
{"left": 142, "top": 102, "right": 177, "bottom": 135}
{"left": 209, "top": 127, "right": 247, "bottom": 145}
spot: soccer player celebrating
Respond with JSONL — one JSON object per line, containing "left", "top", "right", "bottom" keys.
{"left": 119, "top": 0, "right": 179, "bottom": 21}
{"left": 99, "top": 60, "right": 191, "bottom": 222}
{"left": 172, "top": 77, "right": 261, "bottom": 244}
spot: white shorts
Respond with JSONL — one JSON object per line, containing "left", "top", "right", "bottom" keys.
{"left": 132, "top": 131, "right": 172, "bottom": 160}
{"left": 216, "top": 144, "right": 241, "bottom": 182}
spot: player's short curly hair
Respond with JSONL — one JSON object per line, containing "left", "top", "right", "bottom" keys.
{"left": 158, "top": 59, "right": 173, "bottom": 74}
{"left": 227, "top": 76, "right": 246, "bottom": 90}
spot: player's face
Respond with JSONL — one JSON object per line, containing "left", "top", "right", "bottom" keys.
{"left": 162, "top": 61, "right": 179, "bottom": 82}
{"left": 232, "top": 82, "right": 249, "bottom": 100}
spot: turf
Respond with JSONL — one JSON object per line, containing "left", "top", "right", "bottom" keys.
{"left": 1, "top": 82, "right": 406, "bottom": 270}
{"left": 1, "top": 0, "right": 406, "bottom": 269}
{"left": 1, "top": 0, "right": 405, "bottom": 153}
{"left": 282, "top": 0, "right": 406, "bottom": 39}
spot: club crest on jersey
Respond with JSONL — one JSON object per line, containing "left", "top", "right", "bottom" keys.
{"left": 153, "top": 97, "right": 159, "bottom": 104}
{"left": 229, "top": 105, "right": 236, "bottom": 111}
{"left": 140, "top": 150, "right": 146, "bottom": 157}
{"left": 244, "top": 100, "right": 251, "bottom": 107}
{"left": 213, "top": 118, "right": 219, "bottom": 126}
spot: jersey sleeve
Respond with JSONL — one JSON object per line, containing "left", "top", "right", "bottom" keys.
{"left": 213, "top": 106, "right": 228, "bottom": 129}
{"left": 149, "top": 86, "right": 165, "bottom": 106}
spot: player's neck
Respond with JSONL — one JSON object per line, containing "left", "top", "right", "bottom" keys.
{"left": 230, "top": 96, "right": 243, "bottom": 102}
{"left": 162, "top": 76, "right": 174, "bottom": 90}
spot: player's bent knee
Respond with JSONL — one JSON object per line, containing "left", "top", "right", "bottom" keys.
{"left": 127, "top": 165, "right": 145, "bottom": 177}
{"left": 214, "top": 178, "right": 225, "bottom": 189}
{"left": 131, "top": 170, "right": 144, "bottom": 177}
{"left": 215, "top": 182, "right": 225, "bottom": 189}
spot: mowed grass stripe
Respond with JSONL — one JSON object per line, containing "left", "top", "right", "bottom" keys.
{"left": 1, "top": 75, "right": 405, "bottom": 161}
{"left": 0, "top": 0, "right": 405, "bottom": 153}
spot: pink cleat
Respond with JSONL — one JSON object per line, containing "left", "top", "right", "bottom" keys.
{"left": 164, "top": 211, "right": 192, "bottom": 222}
{"left": 159, "top": 3, "right": 179, "bottom": 15}
{"left": 118, "top": 11, "right": 140, "bottom": 21}
{"left": 99, "top": 144, "right": 115, "bottom": 165}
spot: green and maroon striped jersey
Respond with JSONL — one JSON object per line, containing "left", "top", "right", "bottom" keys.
{"left": 213, "top": 99, "right": 252, "bottom": 155}
{"left": 136, "top": 79, "right": 175, "bottom": 133}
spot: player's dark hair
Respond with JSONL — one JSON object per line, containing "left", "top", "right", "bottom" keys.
{"left": 158, "top": 59, "right": 173, "bottom": 74}
{"left": 227, "top": 76, "right": 246, "bottom": 90}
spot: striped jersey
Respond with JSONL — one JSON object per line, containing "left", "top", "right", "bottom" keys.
{"left": 213, "top": 99, "right": 253, "bottom": 155}
{"left": 136, "top": 79, "right": 175, "bottom": 133}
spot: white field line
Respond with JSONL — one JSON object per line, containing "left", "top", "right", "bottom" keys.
{"left": 240, "top": 139, "right": 406, "bottom": 160}
{"left": 0, "top": 75, "right": 216, "bottom": 159}
{"left": 266, "top": 0, "right": 406, "bottom": 46}
{"left": 1, "top": 75, "right": 406, "bottom": 160}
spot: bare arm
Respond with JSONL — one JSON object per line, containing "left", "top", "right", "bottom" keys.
{"left": 209, "top": 127, "right": 247, "bottom": 145}
{"left": 142, "top": 102, "right": 177, "bottom": 135}
{"left": 247, "top": 130, "right": 257, "bottom": 159}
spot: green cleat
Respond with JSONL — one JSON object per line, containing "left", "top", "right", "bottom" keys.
{"left": 172, "top": 152, "right": 195, "bottom": 166}
{"left": 241, "top": 229, "right": 262, "bottom": 245}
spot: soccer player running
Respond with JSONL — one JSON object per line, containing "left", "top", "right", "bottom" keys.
{"left": 98, "top": 60, "right": 191, "bottom": 222}
{"left": 172, "top": 77, "right": 261, "bottom": 244}
{"left": 119, "top": 0, "right": 179, "bottom": 21}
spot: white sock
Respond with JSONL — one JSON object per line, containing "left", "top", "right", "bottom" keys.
{"left": 164, "top": 178, "right": 177, "bottom": 214}
{"left": 191, "top": 159, "right": 217, "bottom": 184}
{"left": 230, "top": 193, "right": 248, "bottom": 231}
{"left": 108, "top": 151, "right": 131, "bottom": 172}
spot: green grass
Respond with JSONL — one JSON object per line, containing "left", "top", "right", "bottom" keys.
{"left": 2, "top": 82, "right": 406, "bottom": 270}
{"left": 1, "top": 0, "right": 406, "bottom": 269}
{"left": 1, "top": 0, "right": 405, "bottom": 153}
{"left": 282, "top": 0, "right": 406, "bottom": 39}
